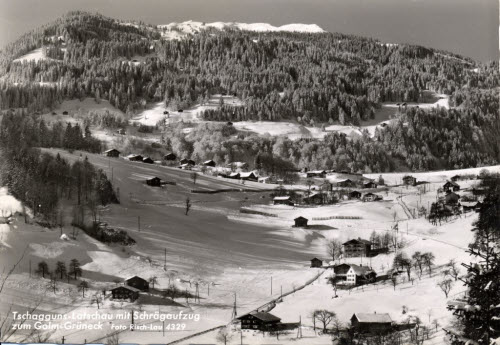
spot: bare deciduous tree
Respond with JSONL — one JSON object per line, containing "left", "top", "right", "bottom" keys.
{"left": 313, "top": 309, "right": 336, "bottom": 333}
{"left": 437, "top": 279, "right": 453, "bottom": 298}
{"left": 327, "top": 239, "right": 342, "bottom": 262}
{"left": 215, "top": 326, "right": 233, "bottom": 345}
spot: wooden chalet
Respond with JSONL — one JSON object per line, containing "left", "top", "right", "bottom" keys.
{"left": 125, "top": 276, "right": 149, "bottom": 291}
{"left": 203, "top": 159, "right": 216, "bottom": 167}
{"left": 146, "top": 177, "right": 162, "bottom": 187}
{"left": 362, "top": 193, "right": 382, "bottom": 202}
{"left": 461, "top": 201, "right": 481, "bottom": 212}
{"left": 351, "top": 313, "right": 392, "bottom": 334}
{"left": 142, "top": 157, "right": 154, "bottom": 164}
{"left": 111, "top": 286, "right": 140, "bottom": 301}
{"left": 343, "top": 239, "right": 373, "bottom": 258}
{"left": 336, "top": 179, "right": 354, "bottom": 188}
{"left": 310, "top": 257, "right": 323, "bottom": 268}
{"left": 443, "top": 180, "right": 460, "bottom": 192}
{"left": 237, "top": 311, "right": 281, "bottom": 331}
{"left": 180, "top": 158, "right": 195, "bottom": 166}
{"left": 306, "top": 170, "right": 327, "bottom": 178}
{"left": 333, "top": 264, "right": 376, "bottom": 286}
{"left": 240, "top": 172, "right": 258, "bottom": 182}
{"left": 164, "top": 153, "right": 176, "bottom": 161}
{"left": 294, "top": 216, "right": 308, "bottom": 227}
{"left": 104, "top": 148, "right": 120, "bottom": 158}
{"left": 402, "top": 175, "right": 417, "bottom": 186}
{"left": 273, "top": 196, "right": 294, "bottom": 206}
{"left": 127, "top": 154, "right": 143, "bottom": 162}
{"left": 303, "top": 192, "right": 324, "bottom": 205}
{"left": 349, "top": 191, "right": 362, "bottom": 199}
{"left": 363, "top": 181, "right": 378, "bottom": 189}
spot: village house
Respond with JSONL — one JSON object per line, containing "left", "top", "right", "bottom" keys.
{"left": 351, "top": 313, "right": 393, "bottom": 334}
{"left": 228, "top": 172, "right": 240, "bottom": 179}
{"left": 127, "top": 154, "right": 143, "bottom": 162}
{"left": 336, "top": 179, "right": 354, "bottom": 188}
{"left": 125, "top": 276, "right": 149, "bottom": 291}
{"left": 164, "top": 153, "right": 176, "bottom": 161}
{"left": 333, "top": 264, "right": 377, "bottom": 286}
{"left": 142, "top": 157, "right": 154, "bottom": 164}
{"left": 146, "top": 177, "right": 162, "bottom": 187}
{"left": 273, "top": 196, "right": 294, "bottom": 206}
{"left": 237, "top": 311, "right": 281, "bottom": 331}
{"left": 362, "top": 193, "right": 383, "bottom": 202}
{"left": 294, "top": 216, "right": 308, "bottom": 227}
{"left": 349, "top": 191, "right": 362, "bottom": 199}
{"left": 104, "top": 148, "right": 120, "bottom": 158}
{"left": 443, "top": 180, "right": 460, "bottom": 192}
{"left": 240, "top": 172, "right": 258, "bottom": 182}
{"left": 203, "top": 159, "right": 216, "bottom": 167}
{"left": 461, "top": 201, "right": 481, "bottom": 213}
{"left": 306, "top": 170, "right": 327, "bottom": 178}
{"left": 363, "top": 181, "right": 378, "bottom": 189}
{"left": 303, "top": 192, "right": 324, "bottom": 205}
{"left": 343, "top": 238, "right": 373, "bottom": 258}
{"left": 116, "top": 128, "right": 126, "bottom": 135}
{"left": 310, "top": 257, "right": 323, "bottom": 268}
{"left": 180, "top": 158, "right": 195, "bottom": 166}
{"left": 402, "top": 175, "right": 417, "bottom": 186}
{"left": 110, "top": 286, "right": 140, "bottom": 301}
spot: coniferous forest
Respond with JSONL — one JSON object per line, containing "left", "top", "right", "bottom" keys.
{"left": 0, "top": 11, "right": 498, "bottom": 174}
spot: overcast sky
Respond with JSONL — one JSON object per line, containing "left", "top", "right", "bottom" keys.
{"left": 0, "top": 0, "right": 497, "bottom": 62}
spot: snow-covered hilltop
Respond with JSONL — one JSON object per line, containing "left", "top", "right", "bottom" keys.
{"left": 157, "top": 20, "right": 325, "bottom": 34}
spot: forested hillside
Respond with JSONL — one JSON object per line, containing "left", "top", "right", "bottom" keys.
{"left": 0, "top": 11, "right": 498, "bottom": 172}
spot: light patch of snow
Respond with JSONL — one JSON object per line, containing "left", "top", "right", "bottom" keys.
{"left": 30, "top": 241, "right": 76, "bottom": 259}
{"left": 0, "top": 187, "right": 24, "bottom": 215}
{"left": 365, "top": 165, "right": 500, "bottom": 186}
{"left": 13, "top": 48, "right": 48, "bottom": 63}
{"left": 158, "top": 20, "right": 325, "bottom": 40}
{"left": 233, "top": 121, "right": 329, "bottom": 140}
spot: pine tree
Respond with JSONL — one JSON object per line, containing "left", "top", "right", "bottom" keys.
{"left": 450, "top": 177, "right": 500, "bottom": 344}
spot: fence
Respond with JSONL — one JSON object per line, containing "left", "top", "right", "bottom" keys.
{"left": 239, "top": 208, "right": 277, "bottom": 217}
{"left": 312, "top": 215, "right": 362, "bottom": 220}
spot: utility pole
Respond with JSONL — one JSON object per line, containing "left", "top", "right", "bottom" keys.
{"left": 62, "top": 336, "right": 65, "bottom": 344}
{"left": 164, "top": 248, "right": 167, "bottom": 271}
{"left": 138, "top": 216, "right": 141, "bottom": 232}
{"left": 297, "top": 315, "right": 302, "bottom": 338}
{"left": 231, "top": 293, "right": 237, "bottom": 319}
{"left": 270, "top": 276, "right": 272, "bottom": 295}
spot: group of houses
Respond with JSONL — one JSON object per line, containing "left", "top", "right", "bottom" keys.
{"left": 108, "top": 275, "right": 150, "bottom": 301}
{"left": 104, "top": 149, "right": 156, "bottom": 164}
{"left": 236, "top": 310, "right": 393, "bottom": 335}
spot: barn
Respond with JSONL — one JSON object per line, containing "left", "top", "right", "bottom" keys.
{"left": 351, "top": 313, "right": 392, "bottom": 334}
{"left": 146, "top": 177, "right": 162, "bottom": 187}
{"left": 125, "top": 276, "right": 149, "bottom": 291}
{"left": 237, "top": 311, "right": 281, "bottom": 331}
{"left": 363, "top": 181, "right": 378, "bottom": 189}
{"left": 294, "top": 216, "right": 308, "bottom": 227}
{"left": 310, "top": 258, "right": 323, "bottom": 268}
{"left": 164, "top": 153, "right": 176, "bottom": 161}
{"left": 180, "top": 158, "right": 195, "bottom": 166}
{"left": 349, "top": 191, "right": 362, "bottom": 199}
{"left": 142, "top": 157, "right": 154, "bottom": 164}
{"left": 127, "top": 154, "right": 143, "bottom": 162}
{"left": 203, "top": 160, "right": 216, "bottom": 167}
{"left": 111, "top": 286, "right": 140, "bottom": 301}
{"left": 240, "top": 172, "right": 258, "bottom": 182}
{"left": 104, "top": 149, "right": 120, "bottom": 158}
{"left": 306, "top": 170, "right": 327, "bottom": 178}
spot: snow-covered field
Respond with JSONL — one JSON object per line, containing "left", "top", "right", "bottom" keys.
{"left": 131, "top": 95, "right": 244, "bottom": 127}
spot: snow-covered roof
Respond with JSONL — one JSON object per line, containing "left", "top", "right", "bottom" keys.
{"left": 274, "top": 196, "right": 290, "bottom": 200}
{"left": 240, "top": 172, "right": 257, "bottom": 178}
{"left": 353, "top": 313, "right": 392, "bottom": 323}
{"left": 349, "top": 264, "right": 375, "bottom": 276}
{"left": 237, "top": 311, "right": 281, "bottom": 322}
{"left": 104, "top": 148, "right": 120, "bottom": 153}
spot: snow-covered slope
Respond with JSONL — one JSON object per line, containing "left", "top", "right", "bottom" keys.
{"left": 158, "top": 20, "right": 325, "bottom": 36}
